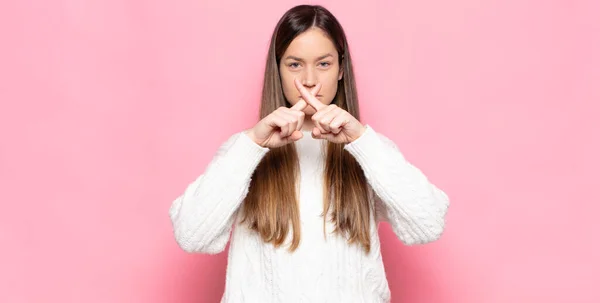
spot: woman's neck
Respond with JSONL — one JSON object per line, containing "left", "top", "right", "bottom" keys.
{"left": 301, "top": 115, "right": 315, "bottom": 132}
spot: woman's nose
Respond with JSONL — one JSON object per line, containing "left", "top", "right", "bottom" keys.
{"left": 301, "top": 67, "right": 317, "bottom": 87}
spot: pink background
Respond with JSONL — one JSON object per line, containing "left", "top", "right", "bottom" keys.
{"left": 1, "top": 0, "right": 599, "bottom": 302}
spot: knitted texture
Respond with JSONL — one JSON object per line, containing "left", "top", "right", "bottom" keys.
{"left": 169, "top": 125, "right": 450, "bottom": 302}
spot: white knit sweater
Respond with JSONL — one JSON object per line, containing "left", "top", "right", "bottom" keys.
{"left": 168, "top": 125, "right": 449, "bottom": 303}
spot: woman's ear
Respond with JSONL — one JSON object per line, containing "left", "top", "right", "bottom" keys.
{"left": 338, "top": 55, "right": 344, "bottom": 80}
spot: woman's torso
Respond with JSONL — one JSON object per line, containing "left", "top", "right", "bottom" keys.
{"left": 220, "top": 134, "right": 392, "bottom": 303}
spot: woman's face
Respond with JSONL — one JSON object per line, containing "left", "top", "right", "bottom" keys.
{"left": 279, "top": 27, "right": 343, "bottom": 116}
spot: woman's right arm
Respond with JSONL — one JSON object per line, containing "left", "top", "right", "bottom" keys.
{"left": 168, "top": 131, "right": 270, "bottom": 254}
{"left": 170, "top": 91, "right": 317, "bottom": 254}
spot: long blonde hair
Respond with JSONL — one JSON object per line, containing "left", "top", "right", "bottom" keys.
{"left": 241, "top": 5, "right": 373, "bottom": 254}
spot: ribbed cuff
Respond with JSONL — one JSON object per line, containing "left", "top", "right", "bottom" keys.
{"left": 222, "top": 131, "right": 270, "bottom": 176}
{"left": 344, "top": 125, "right": 406, "bottom": 164}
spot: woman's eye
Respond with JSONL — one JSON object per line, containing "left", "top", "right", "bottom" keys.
{"left": 288, "top": 62, "right": 330, "bottom": 69}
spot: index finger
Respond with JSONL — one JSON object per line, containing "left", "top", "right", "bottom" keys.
{"left": 290, "top": 99, "right": 307, "bottom": 111}
{"left": 290, "top": 84, "right": 321, "bottom": 111}
{"left": 294, "top": 78, "right": 326, "bottom": 111}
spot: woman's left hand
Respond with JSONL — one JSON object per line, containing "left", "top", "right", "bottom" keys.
{"left": 295, "top": 78, "right": 366, "bottom": 144}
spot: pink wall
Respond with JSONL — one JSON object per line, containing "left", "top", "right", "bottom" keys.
{"left": 1, "top": 0, "right": 598, "bottom": 302}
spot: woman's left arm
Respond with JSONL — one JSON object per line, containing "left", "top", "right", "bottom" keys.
{"left": 344, "top": 125, "right": 450, "bottom": 245}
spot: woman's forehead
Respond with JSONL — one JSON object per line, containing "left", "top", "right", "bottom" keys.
{"left": 284, "top": 29, "right": 338, "bottom": 59}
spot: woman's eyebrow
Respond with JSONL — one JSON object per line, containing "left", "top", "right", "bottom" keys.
{"left": 284, "top": 54, "right": 334, "bottom": 61}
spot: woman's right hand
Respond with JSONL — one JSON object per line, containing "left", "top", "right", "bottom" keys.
{"left": 245, "top": 84, "right": 321, "bottom": 148}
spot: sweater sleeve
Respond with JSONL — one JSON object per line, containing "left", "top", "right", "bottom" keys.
{"left": 344, "top": 125, "right": 450, "bottom": 245}
{"left": 168, "top": 131, "right": 270, "bottom": 254}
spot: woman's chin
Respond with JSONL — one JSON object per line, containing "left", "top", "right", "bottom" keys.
{"left": 303, "top": 107, "right": 317, "bottom": 116}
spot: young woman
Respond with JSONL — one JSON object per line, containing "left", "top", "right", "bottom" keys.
{"left": 169, "top": 4, "right": 449, "bottom": 302}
